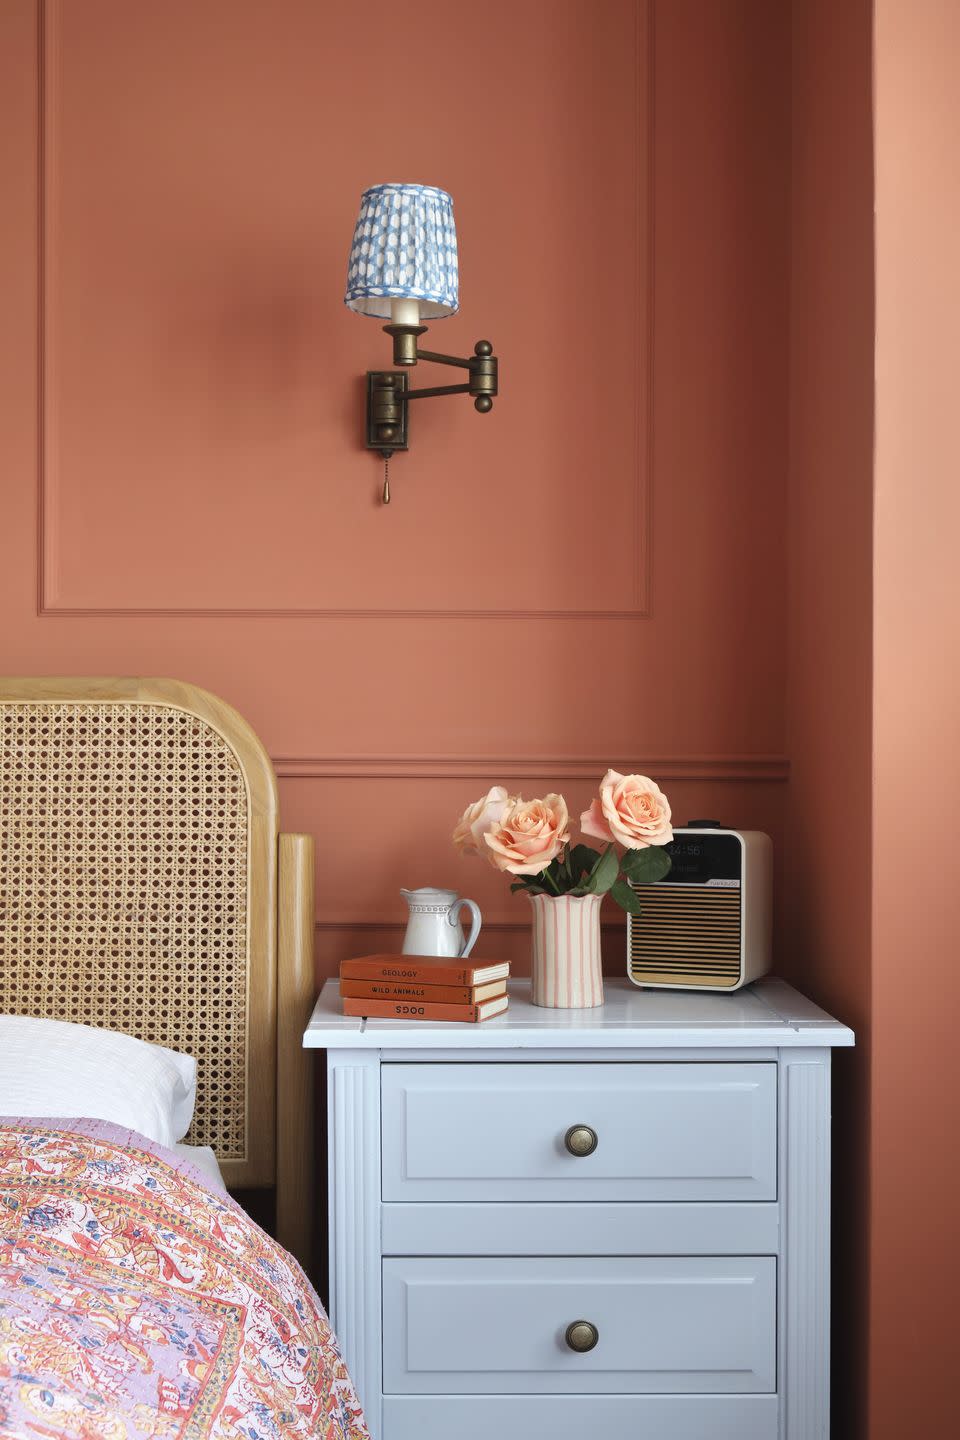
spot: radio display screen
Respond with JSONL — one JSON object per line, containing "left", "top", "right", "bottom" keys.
{"left": 659, "top": 832, "right": 741, "bottom": 884}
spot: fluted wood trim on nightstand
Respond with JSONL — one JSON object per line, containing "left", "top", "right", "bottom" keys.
{"left": 276, "top": 833, "right": 315, "bottom": 1269}
{"left": 328, "top": 1055, "right": 382, "bottom": 1440}
{"left": 780, "top": 1050, "right": 831, "bottom": 1439}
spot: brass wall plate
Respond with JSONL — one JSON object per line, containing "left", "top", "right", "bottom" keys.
{"left": 366, "top": 370, "right": 409, "bottom": 454}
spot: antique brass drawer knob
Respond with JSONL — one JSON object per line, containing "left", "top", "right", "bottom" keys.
{"left": 564, "top": 1124, "right": 599, "bottom": 1157}
{"left": 564, "top": 1320, "right": 599, "bottom": 1353}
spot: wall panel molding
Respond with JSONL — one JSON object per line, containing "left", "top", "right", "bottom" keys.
{"left": 274, "top": 754, "right": 789, "bottom": 783}
{"left": 35, "top": 0, "right": 52, "bottom": 616}
{"left": 36, "top": 0, "right": 655, "bottom": 620}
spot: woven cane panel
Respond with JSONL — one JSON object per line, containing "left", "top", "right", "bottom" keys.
{"left": 0, "top": 703, "right": 250, "bottom": 1160}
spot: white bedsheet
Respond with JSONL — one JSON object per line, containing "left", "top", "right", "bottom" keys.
{"left": 173, "top": 1142, "right": 226, "bottom": 1190}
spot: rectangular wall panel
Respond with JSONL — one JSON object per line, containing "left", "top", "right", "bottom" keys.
{"left": 40, "top": 0, "right": 651, "bottom": 616}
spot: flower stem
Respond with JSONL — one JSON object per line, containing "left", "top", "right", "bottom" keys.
{"left": 542, "top": 865, "right": 563, "bottom": 896}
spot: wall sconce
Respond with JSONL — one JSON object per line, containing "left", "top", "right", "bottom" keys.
{"left": 345, "top": 183, "right": 499, "bottom": 502}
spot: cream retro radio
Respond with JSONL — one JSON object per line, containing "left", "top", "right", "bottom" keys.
{"left": 627, "top": 822, "right": 772, "bottom": 990}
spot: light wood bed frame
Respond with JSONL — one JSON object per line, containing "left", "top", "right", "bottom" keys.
{"left": 0, "top": 677, "right": 315, "bottom": 1267}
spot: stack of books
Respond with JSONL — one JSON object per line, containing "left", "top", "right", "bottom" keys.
{"left": 339, "top": 953, "right": 510, "bottom": 1023}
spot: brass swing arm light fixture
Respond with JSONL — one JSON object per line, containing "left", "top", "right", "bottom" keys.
{"left": 345, "top": 183, "right": 499, "bottom": 500}
{"left": 365, "top": 332, "right": 498, "bottom": 455}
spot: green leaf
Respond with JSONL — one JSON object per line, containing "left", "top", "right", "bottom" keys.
{"left": 568, "top": 844, "right": 601, "bottom": 884}
{"left": 621, "top": 846, "right": 672, "bottom": 885}
{"left": 587, "top": 845, "right": 619, "bottom": 895}
{"left": 611, "top": 877, "right": 644, "bottom": 915}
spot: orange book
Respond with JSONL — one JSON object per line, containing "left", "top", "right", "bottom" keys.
{"left": 339, "top": 953, "right": 509, "bottom": 987}
{"left": 339, "top": 978, "right": 507, "bottom": 1005}
{"left": 340, "top": 994, "right": 509, "bottom": 1023}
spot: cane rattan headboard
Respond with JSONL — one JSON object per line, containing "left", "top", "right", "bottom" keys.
{"left": 0, "top": 677, "right": 314, "bottom": 1263}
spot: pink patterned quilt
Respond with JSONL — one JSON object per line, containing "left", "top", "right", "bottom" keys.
{"left": 0, "top": 1119, "right": 369, "bottom": 1440}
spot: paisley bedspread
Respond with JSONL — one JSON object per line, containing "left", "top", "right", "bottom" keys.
{"left": 0, "top": 1119, "right": 369, "bottom": 1440}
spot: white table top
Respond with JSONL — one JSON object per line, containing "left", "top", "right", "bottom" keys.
{"left": 303, "top": 976, "right": 854, "bottom": 1050}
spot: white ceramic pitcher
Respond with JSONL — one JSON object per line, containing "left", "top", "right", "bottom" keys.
{"left": 400, "top": 886, "right": 482, "bottom": 959}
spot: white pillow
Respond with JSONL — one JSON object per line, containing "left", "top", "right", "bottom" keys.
{"left": 0, "top": 1015, "right": 196, "bottom": 1149}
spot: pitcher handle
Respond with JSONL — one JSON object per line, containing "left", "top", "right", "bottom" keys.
{"left": 448, "top": 897, "right": 482, "bottom": 959}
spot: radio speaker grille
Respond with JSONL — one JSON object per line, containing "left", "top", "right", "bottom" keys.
{"left": 629, "top": 884, "right": 741, "bottom": 988}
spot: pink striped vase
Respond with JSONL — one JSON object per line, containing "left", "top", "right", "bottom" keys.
{"left": 528, "top": 892, "right": 604, "bottom": 1008}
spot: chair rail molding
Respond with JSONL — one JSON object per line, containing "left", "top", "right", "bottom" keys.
{"left": 272, "top": 754, "right": 789, "bottom": 783}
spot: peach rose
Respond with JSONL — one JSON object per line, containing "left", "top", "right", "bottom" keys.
{"left": 483, "top": 793, "right": 571, "bottom": 876}
{"left": 580, "top": 771, "right": 673, "bottom": 849}
{"left": 453, "top": 785, "right": 512, "bottom": 855}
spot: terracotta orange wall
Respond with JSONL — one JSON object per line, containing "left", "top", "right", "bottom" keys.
{"left": 785, "top": 1, "right": 875, "bottom": 1435}
{"left": 871, "top": 2, "right": 960, "bottom": 1432}
{"left": 790, "top": 3, "right": 960, "bottom": 1433}
{"left": 0, "top": 0, "right": 791, "bottom": 977}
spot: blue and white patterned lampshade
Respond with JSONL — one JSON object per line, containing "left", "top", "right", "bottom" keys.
{"left": 344, "top": 183, "right": 459, "bottom": 320}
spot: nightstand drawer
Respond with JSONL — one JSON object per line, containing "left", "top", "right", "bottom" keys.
{"left": 382, "top": 1256, "right": 777, "bottom": 1394}
{"left": 381, "top": 1062, "right": 777, "bottom": 1201}
{"left": 382, "top": 1395, "right": 779, "bottom": 1440}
